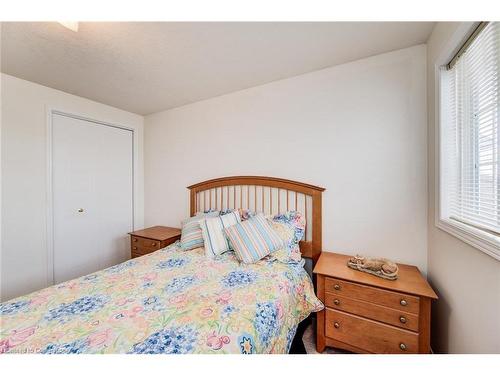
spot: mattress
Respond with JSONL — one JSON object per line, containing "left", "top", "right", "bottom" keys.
{"left": 0, "top": 243, "right": 323, "bottom": 354}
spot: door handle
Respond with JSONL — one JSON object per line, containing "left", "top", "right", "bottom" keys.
{"left": 77, "top": 208, "right": 84, "bottom": 213}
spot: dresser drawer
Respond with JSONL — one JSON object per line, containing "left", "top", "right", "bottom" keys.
{"left": 325, "top": 277, "right": 420, "bottom": 314}
{"left": 131, "top": 236, "right": 162, "bottom": 252}
{"left": 325, "top": 292, "right": 419, "bottom": 332}
{"left": 325, "top": 308, "right": 419, "bottom": 354}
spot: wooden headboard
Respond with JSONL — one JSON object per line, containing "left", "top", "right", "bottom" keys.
{"left": 187, "top": 176, "right": 325, "bottom": 265}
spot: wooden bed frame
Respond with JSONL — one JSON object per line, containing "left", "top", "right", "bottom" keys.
{"left": 187, "top": 176, "right": 325, "bottom": 266}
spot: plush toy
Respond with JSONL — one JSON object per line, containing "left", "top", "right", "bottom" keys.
{"left": 347, "top": 255, "right": 399, "bottom": 280}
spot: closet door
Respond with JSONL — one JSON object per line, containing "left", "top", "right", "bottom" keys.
{"left": 51, "top": 113, "right": 133, "bottom": 284}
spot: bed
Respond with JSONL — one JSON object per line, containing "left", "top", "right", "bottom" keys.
{"left": 0, "top": 176, "right": 325, "bottom": 354}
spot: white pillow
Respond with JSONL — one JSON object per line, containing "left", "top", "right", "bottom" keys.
{"left": 200, "top": 211, "right": 241, "bottom": 258}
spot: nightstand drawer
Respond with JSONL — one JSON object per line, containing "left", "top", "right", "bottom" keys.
{"left": 325, "top": 292, "right": 419, "bottom": 332}
{"left": 131, "top": 251, "right": 145, "bottom": 258}
{"left": 325, "top": 277, "right": 420, "bottom": 314}
{"left": 325, "top": 308, "right": 419, "bottom": 354}
{"left": 130, "top": 247, "right": 156, "bottom": 258}
{"left": 131, "top": 236, "right": 162, "bottom": 251}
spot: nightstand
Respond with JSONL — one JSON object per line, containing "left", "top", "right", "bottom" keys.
{"left": 129, "top": 226, "right": 181, "bottom": 258}
{"left": 313, "top": 252, "right": 438, "bottom": 354}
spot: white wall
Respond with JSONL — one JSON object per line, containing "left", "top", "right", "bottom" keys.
{"left": 0, "top": 26, "right": 3, "bottom": 303}
{"left": 427, "top": 23, "right": 500, "bottom": 354}
{"left": 144, "top": 45, "right": 428, "bottom": 272}
{"left": 1, "top": 74, "right": 144, "bottom": 301}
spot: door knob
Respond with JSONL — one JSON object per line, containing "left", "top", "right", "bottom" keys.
{"left": 77, "top": 208, "right": 84, "bottom": 213}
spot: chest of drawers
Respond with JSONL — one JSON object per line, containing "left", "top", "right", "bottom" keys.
{"left": 314, "top": 253, "right": 438, "bottom": 354}
{"left": 129, "top": 226, "right": 181, "bottom": 258}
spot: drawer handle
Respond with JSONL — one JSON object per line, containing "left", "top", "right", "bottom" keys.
{"left": 132, "top": 246, "right": 137, "bottom": 250}
{"left": 333, "top": 322, "right": 340, "bottom": 329}
{"left": 133, "top": 238, "right": 138, "bottom": 242}
{"left": 334, "top": 284, "right": 341, "bottom": 290}
{"left": 333, "top": 299, "right": 340, "bottom": 305}
{"left": 399, "top": 316, "right": 407, "bottom": 324}
{"left": 399, "top": 343, "right": 407, "bottom": 351}
{"left": 400, "top": 299, "right": 407, "bottom": 306}
{"left": 152, "top": 242, "right": 157, "bottom": 246}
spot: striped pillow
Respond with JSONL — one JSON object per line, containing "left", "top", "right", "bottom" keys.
{"left": 180, "top": 211, "right": 220, "bottom": 251}
{"left": 200, "top": 211, "right": 241, "bottom": 258}
{"left": 224, "top": 214, "right": 284, "bottom": 264}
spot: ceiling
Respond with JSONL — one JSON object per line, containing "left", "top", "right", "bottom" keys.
{"left": 1, "top": 22, "right": 435, "bottom": 115}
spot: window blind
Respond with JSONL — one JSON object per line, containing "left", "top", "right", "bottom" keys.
{"left": 443, "top": 22, "right": 500, "bottom": 236}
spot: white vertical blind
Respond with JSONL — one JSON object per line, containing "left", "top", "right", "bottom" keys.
{"left": 442, "top": 22, "right": 500, "bottom": 235}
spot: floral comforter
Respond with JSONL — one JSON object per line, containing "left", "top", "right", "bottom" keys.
{"left": 0, "top": 243, "right": 323, "bottom": 354}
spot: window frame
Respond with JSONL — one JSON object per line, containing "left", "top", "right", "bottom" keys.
{"left": 435, "top": 22, "right": 500, "bottom": 261}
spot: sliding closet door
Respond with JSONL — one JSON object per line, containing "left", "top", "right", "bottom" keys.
{"left": 51, "top": 113, "right": 133, "bottom": 284}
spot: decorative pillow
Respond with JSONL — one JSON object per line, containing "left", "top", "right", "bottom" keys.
{"left": 218, "top": 208, "right": 257, "bottom": 221}
{"left": 224, "top": 214, "right": 284, "bottom": 264}
{"left": 180, "top": 211, "right": 220, "bottom": 251}
{"left": 267, "top": 221, "right": 296, "bottom": 263}
{"left": 203, "top": 209, "right": 252, "bottom": 219}
{"left": 268, "top": 211, "right": 305, "bottom": 264}
{"left": 239, "top": 209, "right": 258, "bottom": 221}
{"left": 218, "top": 209, "right": 235, "bottom": 216}
{"left": 200, "top": 210, "right": 241, "bottom": 258}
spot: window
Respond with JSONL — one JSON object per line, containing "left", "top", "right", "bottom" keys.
{"left": 439, "top": 22, "right": 500, "bottom": 259}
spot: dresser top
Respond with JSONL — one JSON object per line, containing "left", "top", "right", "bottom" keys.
{"left": 314, "top": 252, "right": 437, "bottom": 299}
{"left": 129, "top": 226, "right": 181, "bottom": 241}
